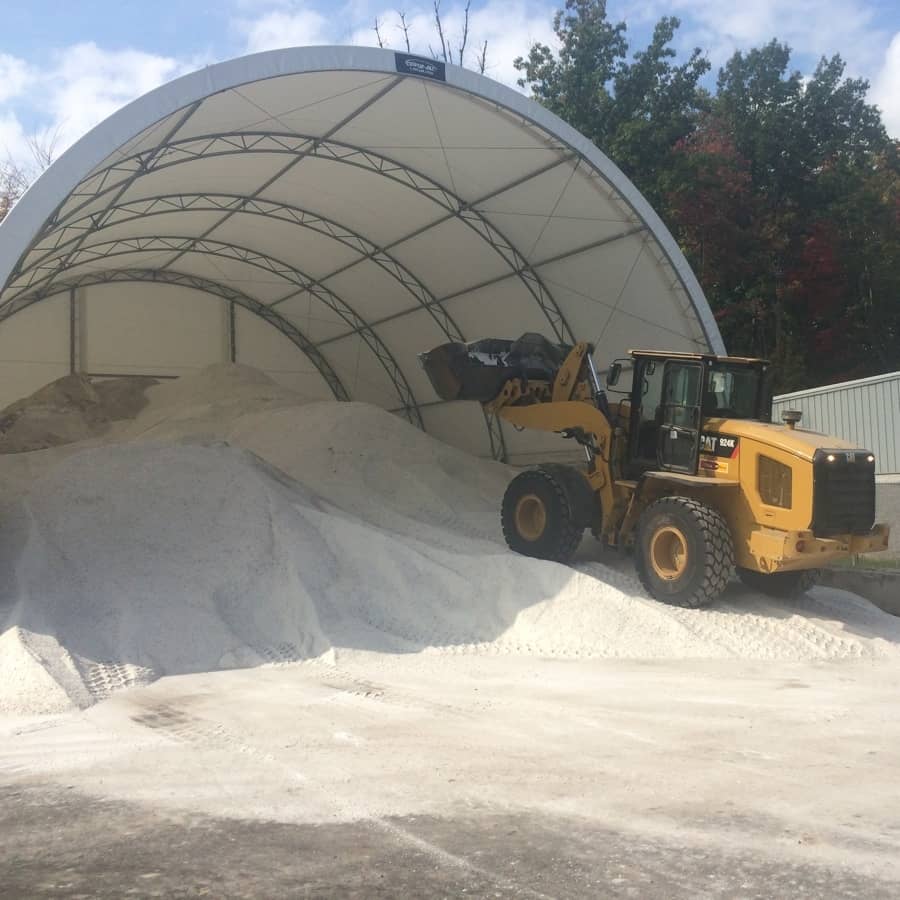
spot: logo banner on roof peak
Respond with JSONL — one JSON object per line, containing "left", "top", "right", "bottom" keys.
{"left": 395, "top": 53, "right": 446, "bottom": 81}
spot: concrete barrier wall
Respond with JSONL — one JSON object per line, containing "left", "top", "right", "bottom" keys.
{"left": 820, "top": 569, "right": 900, "bottom": 617}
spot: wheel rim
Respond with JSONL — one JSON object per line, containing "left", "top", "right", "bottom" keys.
{"left": 515, "top": 494, "right": 546, "bottom": 541}
{"left": 649, "top": 526, "right": 689, "bottom": 581}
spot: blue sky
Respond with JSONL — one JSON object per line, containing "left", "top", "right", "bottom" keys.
{"left": 2, "top": 0, "right": 898, "bottom": 172}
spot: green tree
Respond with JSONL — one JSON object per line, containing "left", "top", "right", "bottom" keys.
{"left": 709, "top": 44, "right": 891, "bottom": 386}
{"left": 514, "top": 0, "right": 709, "bottom": 205}
{"left": 816, "top": 142, "right": 900, "bottom": 375}
{"left": 517, "top": 5, "right": 897, "bottom": 388}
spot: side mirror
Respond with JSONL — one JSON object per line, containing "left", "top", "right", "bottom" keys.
{"left": 606, "top": 362, "right": 622, "bottom": 387}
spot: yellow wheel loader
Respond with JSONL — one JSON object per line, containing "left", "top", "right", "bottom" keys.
{"left": 420, "top": 334, "right": 891, "bottom": 608}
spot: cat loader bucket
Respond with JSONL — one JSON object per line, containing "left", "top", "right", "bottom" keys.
{"left": 418, "top": 334, "right": 572, "bottom": 403}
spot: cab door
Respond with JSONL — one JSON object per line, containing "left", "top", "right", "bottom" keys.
{"left": 658, "top": 361, "right": 703, "bottom": 473}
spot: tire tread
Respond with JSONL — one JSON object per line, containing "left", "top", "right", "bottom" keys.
{"left": 635, "top": 496, "right": 734, "bottom": 608}
{"left": 501, "top": 468, "right": 583, "bottom": 563}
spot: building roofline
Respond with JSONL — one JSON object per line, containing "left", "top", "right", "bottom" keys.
{"left": 774, "top": 370, "right": 900, "bottom": 402}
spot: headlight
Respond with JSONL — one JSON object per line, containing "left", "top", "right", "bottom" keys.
{"left": 758, "top": 456, "right": 792, "bottom": 508}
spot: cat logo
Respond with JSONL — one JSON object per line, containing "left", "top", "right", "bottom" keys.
{"left": 700, "top": 433, "right": 740, "bottom": 458}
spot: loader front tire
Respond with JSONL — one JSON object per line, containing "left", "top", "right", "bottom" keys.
{"left": 636, "top": 497, "right": 734, "bottom": 608}
{"left": 501, "top": 468, "right": 584, "bottom": 563}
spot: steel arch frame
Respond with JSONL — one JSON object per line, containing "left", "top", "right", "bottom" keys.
{"left": 0, "top": 267, "right": 350, "bottom": 401}
{"left": 3, "top": 236, "right": 423, "bottom": 428}
{"left": 10, "top": 80, "right": 403, "bottom": 307}
{"left": 34, "top": 131, "right": 575, "bottom": 346}
{"left": 16, "top": 199, "right": 516, "bottom": 455}
{"left": 13, "top": 195, "right": 514, "bottom": 457}
{"left": 313, "top": 224, "right": 650, "bottom": 349}
{"left": 21, "top": 193, "right": 468, "bottom": 345}
{"left": 11, "top": 130, "right": 582, "bottom": 461}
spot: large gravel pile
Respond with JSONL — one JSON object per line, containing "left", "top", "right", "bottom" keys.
{"left": 2, "top": 365, "right": 898, "bottom": 715}
{"left": 0, "top": 373, "right": 157, "bottom": 453}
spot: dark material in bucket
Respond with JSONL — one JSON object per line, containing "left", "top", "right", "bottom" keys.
{"left": 419, "top": 333, "right": 572, "bottom": 402}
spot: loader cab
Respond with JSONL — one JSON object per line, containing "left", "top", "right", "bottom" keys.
{"left": 624, "top": 351, "right": 769, "bottom": 477}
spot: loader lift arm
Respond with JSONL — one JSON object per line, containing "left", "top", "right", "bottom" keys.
{"left": 488, "top": 344, "right": 630, "bottom": 546}
{"left": 418, "top": 335, "right": 625, "bottom": 545}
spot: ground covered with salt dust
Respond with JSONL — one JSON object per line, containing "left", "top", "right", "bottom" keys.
{"left": 1, "top": 365, "right": 899, "bottom": 896}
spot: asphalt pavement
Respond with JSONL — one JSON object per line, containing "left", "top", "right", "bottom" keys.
{"left": 3, "top": 784, "right": 897, "bottom": 900}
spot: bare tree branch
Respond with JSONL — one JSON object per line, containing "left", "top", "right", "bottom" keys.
{"left": 373, "top": 17, "right": 386, "bottom": 49}
{"left": 0, "top": 157, "right": 29, "bottom": 223}
{"left": 26, "top": 126, "right": 61, "bottom": 172}
{"left": 458, "top": 0, "right": 471, "bottom": 67}
{"left": 433, "top": 0, "right": 448, "bottom": 62}
{"left": 477, "top": 39, "right": 488, "bottom": 74}
{"left": 0, "top": 126, "right": 59, "bottom": 223}
{"left": 397, "top": 11, "right": 412, "bottom": 52}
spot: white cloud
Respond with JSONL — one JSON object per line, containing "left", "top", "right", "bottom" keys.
{"left": 469, "top": 2, "right": 558, "bottom": 85}
{"left": 1, "top": 0, "right": 552, "bottom": 180}
{"left": 347, "top": 2, "right": 557, "bottom": 86}
{"left": 618, "top": 0, "right": 896, "bottom": 134}
{"left": 0, "top": 112, "right": 29, "bottom": 168}
{"left": 635, "top": 0, "right": 884, "bottom": 69}
{"left": 0, "top": 43, "right": 199, "bottom": 172}
{"left": 0, "top": 54, "right": 32, "bottom": 104}
{"left": 47, "top": 43, "right": 192, "bottom": 153}
{"left": 872, "top": 32, "right": 900, "bottom": 137}
{"left": 241, "top": 7, "right": 333, "bottom": 53}
{"left": 235, "top": 1, "right": 555, "bottom": 86}
{"left": 1, "top": 0, "right": 894, "bottom": 180}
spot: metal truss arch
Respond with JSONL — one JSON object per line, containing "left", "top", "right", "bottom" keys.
{"left": 2, "top": 236, "right": 424, "bottom": 429}
{"left": 26, "top": 194, "right": 509, "bottom": 456}
{"left": 22, "top": 192, "right": 467, "bottom": 345}
{"left": 0, "top": 267, "right": 350, "bottom": 402}
{"left": 38, "top": 131, "right": 575, "bottom": 346}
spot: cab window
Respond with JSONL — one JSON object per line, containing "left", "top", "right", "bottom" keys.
{"left": 631, "top": 359, "right": 665, "bottom": 463}
{"left": 703, "top": 365, "right": 760, "bottom": 419}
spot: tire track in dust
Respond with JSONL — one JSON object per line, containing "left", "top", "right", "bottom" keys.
{"left": 256, "top": 642, "right": 305, "bottom": 665}
{"left": 665, "top": 601, "right": 867, "bottom": 661}
{"left": 309, "top": 657, "right": 488, "bottom": 722}
{"left": 576, "top": 562, "right": 875, "bottom": 661}
{"left": 76, "top": 659, "right": 158, "bottom": 701}
{"left": 798, "top": 589, "right": 900, "bottom": 644}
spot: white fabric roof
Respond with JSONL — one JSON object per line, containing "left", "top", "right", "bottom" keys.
{"left": 0, "top": 46, "right": 724, "bottom": 462}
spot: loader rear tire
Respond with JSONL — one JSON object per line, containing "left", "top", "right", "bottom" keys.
{"left": 635, "top": 497, "right": 734, "bottom": 608}
{"left": 501, "top": 468, "right": 584, "bottom": 563}
{"left": 737, "top": 567, "right": 818, "bottom": 599}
